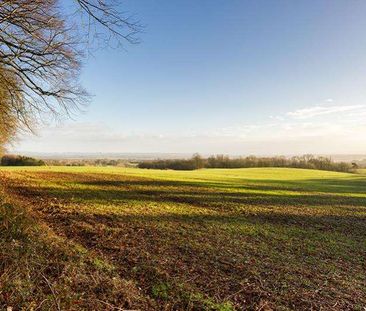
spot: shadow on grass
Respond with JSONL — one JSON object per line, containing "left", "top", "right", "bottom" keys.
{"left": 31, "top": 184, "right": 366, "bottom": 209}
{"left": 51, "top": 207, "right": 366, "bottom": 241}
{"left": 5, "top": 171, "right": 366, "bottom": 309}
{"left": 81, "top": 175, "right": 366, "bottom": 194}
{"left": 7, "top": 171, "right": 366, "bottom": 240}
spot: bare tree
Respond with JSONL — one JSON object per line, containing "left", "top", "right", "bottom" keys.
{"left": 0, "top": 0, "right": 140, "bottom": 149}
{"left": 75, "top": 0, "right": 141, "bottom": 46}
{"left": 0, "top": 65, "right": 21, "bottom": 153}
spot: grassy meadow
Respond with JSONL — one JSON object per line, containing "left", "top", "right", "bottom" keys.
{"left": 0, "top": 166, "right": 365, "bottom": 310}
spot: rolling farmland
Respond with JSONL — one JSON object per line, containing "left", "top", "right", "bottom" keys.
{"left": 1, "top": 167, "right": 365, "bottom": 310}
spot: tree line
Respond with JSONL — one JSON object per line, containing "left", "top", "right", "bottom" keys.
{"left": 0, "top": 155, "right": 45, "bottom": 166}
{"left": 138, "top": 154, "right": 356, "bottom": 172}
{"left": 45, "top": 158, "right": 133, "bottom": 167}
{"left": 0, "top": 156, "right": 134, "bottom": 167}
{"left": 0, "top": 153, "right": 357, "bottom": 172}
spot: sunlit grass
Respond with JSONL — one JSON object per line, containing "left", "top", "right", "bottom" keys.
{"left": 1, "top": 166, "right": 365, "bottom": 310}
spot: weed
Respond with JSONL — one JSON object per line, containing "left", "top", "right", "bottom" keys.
{"left": 151, "top": 282, "right": 170, "bottom": 300}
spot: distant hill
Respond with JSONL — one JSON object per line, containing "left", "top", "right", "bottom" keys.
{"left": 11, "top": 152, "right": 366, "bottom": 163}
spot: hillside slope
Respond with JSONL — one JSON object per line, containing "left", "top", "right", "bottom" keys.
{"left": 1, "top": 167, "right": 365, "bottom": 310}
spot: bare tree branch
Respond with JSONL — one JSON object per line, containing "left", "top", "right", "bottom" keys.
{"left": 0, "top": 0, "right": 141, "bottom": 151}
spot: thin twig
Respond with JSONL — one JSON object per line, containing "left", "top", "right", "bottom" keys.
{"left": 41, "top": 273, "right": 61, "bottom": 311}
{"left": 95, "top": 298, "right": 140, "bottom": 311}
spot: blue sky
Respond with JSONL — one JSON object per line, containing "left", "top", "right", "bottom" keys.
{"left": 14, "top": 0, "right": 366, "bottom": 154}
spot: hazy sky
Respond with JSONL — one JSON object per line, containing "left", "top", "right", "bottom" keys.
{"left": 13, "top": 0, "right": 366, "bottom": 155}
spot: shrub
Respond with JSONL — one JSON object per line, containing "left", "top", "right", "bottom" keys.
{"left": 1, "top": 155, "right": 45, "bottom": 166}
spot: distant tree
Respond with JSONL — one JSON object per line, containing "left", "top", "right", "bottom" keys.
{"left": 192, "top": 153, "right": 204, "bottom": 169}
{"left": 0, "top": 0, "right": 141, "bottom": 151}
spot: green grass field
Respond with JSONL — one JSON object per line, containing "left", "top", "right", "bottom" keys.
{"left": 1, "top": 167, "right": 365, "bottom": 310}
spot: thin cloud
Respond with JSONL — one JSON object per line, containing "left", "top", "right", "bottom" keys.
{"left": 12, "top": 103, "right": 366, "bottom": 154}
{"left": 287, "top": 105, "right": 364, "bottom": 119}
